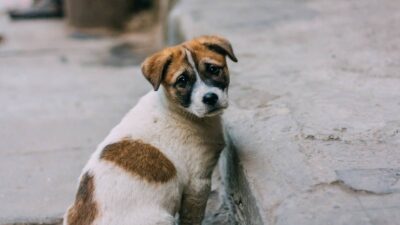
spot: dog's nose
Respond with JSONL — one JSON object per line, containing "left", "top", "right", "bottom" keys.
{"left": 202, "top": 92, "right": 219, "bottom": 106}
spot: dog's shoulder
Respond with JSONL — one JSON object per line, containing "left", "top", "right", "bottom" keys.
{"left": 101, "top": 91, "right": 163, "bottom": 143}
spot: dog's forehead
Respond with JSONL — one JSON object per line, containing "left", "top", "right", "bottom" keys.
{"left": 165, "top": 41, "right": 227, "bottom": 67}
{"left": 162, "top": 41, "right": 228, "bottom": 84}
{"left": 183, "top": 40, "right": 226, "bottom": 66}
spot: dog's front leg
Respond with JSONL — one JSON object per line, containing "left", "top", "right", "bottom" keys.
{"left": 179, "top": 178, "right": 211, "bottom": 225}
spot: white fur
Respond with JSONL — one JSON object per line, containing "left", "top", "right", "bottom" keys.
{"left": 64, "top": 90, "right": 226, "bottom": 225}
{"left": 185, "top": 49, "right": 229, "bottom": 118}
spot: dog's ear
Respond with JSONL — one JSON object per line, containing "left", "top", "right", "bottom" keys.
{"left": 141, "top": 51, "right": 172, "bottom": 91}
{"left": 199, "top": 35, "right": 238, "bottom": 62}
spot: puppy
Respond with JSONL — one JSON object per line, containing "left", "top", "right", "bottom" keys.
{"left": 64, "top": 35, "right": 237, "bottom": 225}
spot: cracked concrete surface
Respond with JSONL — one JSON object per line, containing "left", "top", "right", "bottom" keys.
{"left": 170, "top": 0, "right": 400, "bottom": 224}
{"left": 335, "top": 168, "right": 400, "bottom": 194}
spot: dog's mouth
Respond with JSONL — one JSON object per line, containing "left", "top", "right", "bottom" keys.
{"left": 204, "top": 106, "right": 227, "bottom": 117}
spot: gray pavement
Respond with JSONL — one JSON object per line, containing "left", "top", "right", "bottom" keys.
{"left": 0, "top": 16, "right": 157, "bottom": 223}
{"left": 170, "top": 0, "right": 400, "bottom": 224}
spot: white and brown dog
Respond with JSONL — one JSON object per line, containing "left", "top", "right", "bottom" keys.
{"left": 64, "top": 35, "right": 237, "bottom": 225}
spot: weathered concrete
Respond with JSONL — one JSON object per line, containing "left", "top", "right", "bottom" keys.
{"left": 169, "top": 0, "right": 400, "bottom": 224}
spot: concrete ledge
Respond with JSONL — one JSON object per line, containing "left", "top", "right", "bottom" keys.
{"left": 219, "top": 137, "right": 264, "bottom": 225}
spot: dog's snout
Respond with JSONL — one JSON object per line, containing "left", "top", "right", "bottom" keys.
{"left": 202, "top": 92, "right": 219, "bottom": 106}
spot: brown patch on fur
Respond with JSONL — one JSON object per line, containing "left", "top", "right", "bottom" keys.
{"left": 101, "top": 139, "right": 177, "bottom": 183}
{"left": 66, "top": 172, "right": 98, "bottom": 225}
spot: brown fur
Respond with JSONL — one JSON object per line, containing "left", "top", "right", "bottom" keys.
{"left": 100, "top": 139, "right": 177, "bottom": 183}
{"left": 141, "top": 49, "right": 172, "bottom": 91}
{"left": 141, "top": 35, "right": 236, "bottom": 89}
{"left": 66, "top": 172, "right": 98, "bottom": 225}
{"left": 141, "top": 35, "right": 237, "bottom": 107}
{"left": 185, "top": 35, "right": 238, "bottom": 62}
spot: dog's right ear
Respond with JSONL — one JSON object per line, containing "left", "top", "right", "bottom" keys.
{"left": 197, "top": 35, "right": 238, "bottom": 63}
{"left": 141, "top": 51, "right": 172, "bottom": 91}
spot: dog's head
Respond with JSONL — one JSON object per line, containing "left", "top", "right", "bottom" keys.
{"left": 141, "top": 35, "right": 237, "bottom": 118}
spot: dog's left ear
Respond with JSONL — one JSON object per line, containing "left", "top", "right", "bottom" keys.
{"left": 199, "top": 35, "right": 238, "bottom": 62}
{"left": 141, "top": 51, "right": 172, "bottom": 91}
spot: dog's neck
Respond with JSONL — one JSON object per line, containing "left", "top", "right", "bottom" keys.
{"left": 156, "top": 88, "right": 222, "bottom": 125}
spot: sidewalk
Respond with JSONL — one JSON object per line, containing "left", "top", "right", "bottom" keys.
{"left": 170, "top": 0, "right": 400, "bottom": 224}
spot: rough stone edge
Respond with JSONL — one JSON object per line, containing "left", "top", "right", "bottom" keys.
{"left": 219, "top": 134, "right": 265, "bottom": 225}
{"left": 167, "top": 2, "right": 265, "bottom": 224}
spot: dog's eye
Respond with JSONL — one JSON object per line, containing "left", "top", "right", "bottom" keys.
{"left": 206, "top": 63, "right": 221, "bottom": 75}
{"left": 176, "top": 74, "right": 188, "bottom": 89}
